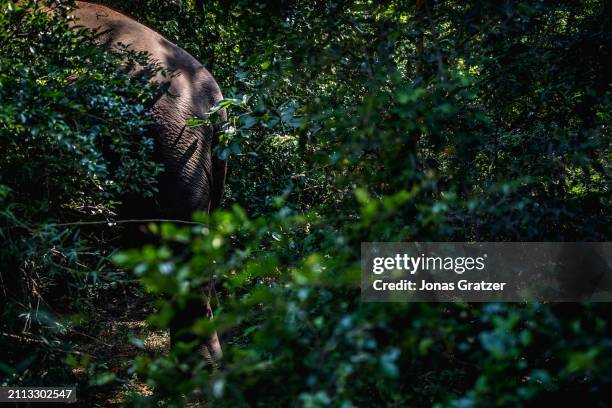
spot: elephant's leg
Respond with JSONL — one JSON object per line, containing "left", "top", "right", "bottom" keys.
{"left": 158, "top": 122, "right": 225, "bottom": 367}
{"left": 201, "top": 293, "right": 223, "bottom": 365}
{"left": 169, "top": 284, "right": 222, "bottom": 367}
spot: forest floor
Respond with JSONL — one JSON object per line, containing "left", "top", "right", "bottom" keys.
{"left": 70, "top": 279, "right": 168, "bottom": 406}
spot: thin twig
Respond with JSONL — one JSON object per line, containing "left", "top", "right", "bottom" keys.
{"left": 45, "top": 218, "right": 208, "bottom": 228}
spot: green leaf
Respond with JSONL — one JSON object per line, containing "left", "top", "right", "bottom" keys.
{"left": 186, "top": 117, "right": 208, "bottom": 127}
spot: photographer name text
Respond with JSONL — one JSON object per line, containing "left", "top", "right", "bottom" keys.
{"left": 372, "top": 279, "right": 507, "bottom": 292}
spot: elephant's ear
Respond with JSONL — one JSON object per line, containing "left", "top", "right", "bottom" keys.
{"left": 208, "top": 119, "right": 227, "bottom": 213}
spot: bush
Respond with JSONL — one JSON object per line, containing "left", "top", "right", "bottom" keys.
{"left": 1, "top": 0, "right": 610, "bottom": 406}
{"left": 0, "top": 0, "right": 161, "bottom": 385}
{"left": 111, "top": 0, "right": 610, "bottom": 405}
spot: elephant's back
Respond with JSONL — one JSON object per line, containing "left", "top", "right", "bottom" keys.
{"left": 71, "top": 2, "right": 222, "bottom": 114}
{"left": 72, "top": 2, "right": 195, "bottom": 70}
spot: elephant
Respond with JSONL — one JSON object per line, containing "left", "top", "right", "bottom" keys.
{"left": 69, "top": 2, "right": 226, "bottom": 364}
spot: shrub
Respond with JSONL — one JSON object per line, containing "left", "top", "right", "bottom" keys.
{"left": 112, "top": 0, "right": 610, "bottom": 405}
{"left": 0, "top": 0, "right": 161, "bottom": 384}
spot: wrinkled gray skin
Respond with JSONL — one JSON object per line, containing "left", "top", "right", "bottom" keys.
{"left": 70, "top": 2, "right": 225, "bottom": 364}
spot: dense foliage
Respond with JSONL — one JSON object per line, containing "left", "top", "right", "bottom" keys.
{"left": 0, "top": 0, "right": 161, "bottom": 386}
{"left": 1, "top": 0, "right": 610, "bottom": 407}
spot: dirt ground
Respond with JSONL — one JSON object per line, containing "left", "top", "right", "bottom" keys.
{"left": 70, "top": 280, "right": 169, "bottom": 407}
